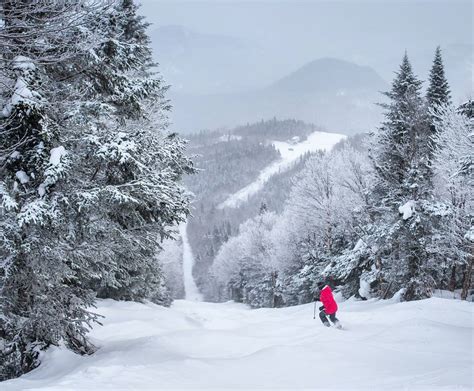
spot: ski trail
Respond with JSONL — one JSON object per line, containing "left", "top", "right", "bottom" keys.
{"left": 4, "top": 298, "right": 472, "bottom": 390}
{"left": 218, "top": 130, "right": 346, "bottom": 209}
{"left": 180, "top": 222, "right": 203, "bottom": 301}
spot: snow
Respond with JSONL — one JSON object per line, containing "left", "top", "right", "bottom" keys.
{"left": 3, "top": 297, "right": 472, "bottom": 390}
{"left": 399, "top": 200, "right": 416, "bottom": 220}
{"left": 11, "top": 78, "right": 35, "bottom": 106}
{"left": 2, "top": 57, "right": 39, "bottom": 117}
{"left": 433, "top": 289, "right": 465, "bottom": 300}
{"left": 38, "top": 184, "right": 46, "bottom": 197}
{"left": 218, "top": 131, "right": 346, "bottom": 209}
{"left": 358, "top": 276, "right": 371, "bottom": 299}
{"left": 465, "top": 226, "right": 474, "bottom": 242}
{"left": 9, "top": 151, "right": 20, "bottom": 160}
{"left": 13, "top": 56, "right": 36, "bottom": 71}
{"left": 15, "top": 171, "right": 29, "bottom": 184}
{"left": 179, "top": 222, "right": 203, "bottom": 301}
{"left": 353, "top": 238, "right": 365, "bottom": 252}
{"left": 49, "top": 146, "right": 67, "bottom": 165}
{"left": 218, "top": 134, "right": 242, "bottom": 142}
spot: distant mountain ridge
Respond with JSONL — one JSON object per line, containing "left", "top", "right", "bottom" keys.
{"left": 269, "top": 57, "right": 387, "bottom": 94}
{"left": 170, "top": 58, "right": 388, "bottom": 135}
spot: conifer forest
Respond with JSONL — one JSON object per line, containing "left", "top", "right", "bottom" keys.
{"left": 0, "top": 1, "right": 472, "bottom": 389}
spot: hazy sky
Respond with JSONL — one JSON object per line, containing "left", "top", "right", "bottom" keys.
{"left": 140, "top": 0, "right": 472, "bottom": 74}
{"left": 138, "top": 0, "right": 472, "bottom": 132}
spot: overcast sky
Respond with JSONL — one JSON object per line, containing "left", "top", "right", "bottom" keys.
{"left": 141, "top": 2, "right": 470, "bottom": 62}
{"left": 139, "top": 0, "right": 472, "bottom": 101}
{"left": 136, "top": 0, "right": 471, "bottom": 132}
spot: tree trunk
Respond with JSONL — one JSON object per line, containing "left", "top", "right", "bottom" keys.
{"left": 461, "top": 258, "right": 472, "bottom": 300}
{"left": 271, "top": 271, "right": 277, "bottom": 308}
{"left": 448, "top": 265, "right": 456, "bottom": 292}
{"left": 382, "top": 281, "right": 393, "bottom": 299}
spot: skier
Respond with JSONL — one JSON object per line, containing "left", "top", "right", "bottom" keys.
{"left": 315, "top": 281, "right": 341, "bottom": 328}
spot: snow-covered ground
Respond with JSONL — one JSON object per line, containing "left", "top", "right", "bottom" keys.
{"left": 218, "top": 131, "right": 346, "bottom": 209}
{"left": 4, "top": 296, "right": 472, "bottom": 390}
{"left": 179, "top": 222, "right": 203, "bottom": 301}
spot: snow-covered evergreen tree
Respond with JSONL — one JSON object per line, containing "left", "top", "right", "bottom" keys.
{"left": 457, "top": 99, "right": 474, "bottom": 118}
{"left": 0, "top": 0, "right": 194, "bottom": 380}
{"left": 0, "top": 1, "right": 101, "bottom": 379}
{"left": 426, "top": 46, "right": 451, "bottom": 157}
{"left": 369, "top": 53, "right": 435, "bottom": 300}
{"left": 426, "top": 46, "right": 451, "bottom": 110}
{"left": 61, "top": 0, "right": 194, "bottom": 302}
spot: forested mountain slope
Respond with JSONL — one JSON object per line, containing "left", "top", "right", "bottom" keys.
{"left": 183, "top": 119, "right": 345, "bottom": 300}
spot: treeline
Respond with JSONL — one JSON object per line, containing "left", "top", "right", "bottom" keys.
{"left": 233, "top": 118, "right": 320, "bottom": 142}
{"left": 0, "top": 0, "right": 193, "bottom": 380}
{"left": 211, "top": 48, "right": 473, "bottom": 307}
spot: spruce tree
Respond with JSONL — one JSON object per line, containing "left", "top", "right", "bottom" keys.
{"left": 0, "top": 0, "right": 194, "bottom": 379}
{"left": 61, "top": 0, "right": 193, "bottom": 302}
{"left": 427, "top": 46, "right": 451, "bottom": 109}
{"left": 0, "top": 1, "right": 100, "bottom": 379}
{"left": 373, "top": 52, "right": 430, "bottom": 199}
{"left": 458, "top": 99, "right": 474, "bottom": 118}
{"left": 370, "top": 53, "right": 435, "bottom": 301}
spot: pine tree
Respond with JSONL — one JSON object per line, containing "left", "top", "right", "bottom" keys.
{"left": 60, "top": 0, "right": 194, "bottom": 302}
{"left": 369, "top": 53, "right": 435, "bottom": 301}
{"left": 458, "top": 99, "right": 474, "bottom": 118}
{"left": 372, "top": 52, "right": 430, "bottom": 199}
{"left": 0, "top": 0, "right": 194, "bottom": 379}
{"left": 0, "top": 1, "right": 100, "bottom": 379}
{"left": 427, "top": 46, "right": 451, "bottom": 109}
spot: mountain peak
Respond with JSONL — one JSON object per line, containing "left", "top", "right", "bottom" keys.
{"left": 270, "top": 58, "right": 387, "bottom": 94}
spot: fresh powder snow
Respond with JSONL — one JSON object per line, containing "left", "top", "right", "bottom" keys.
{"left": 399, "top": 200, "right": 416, "bottom": 220}
{"left": 2, "top": 296, "right": 472, "bottom": 390}
{"left": 49, "top": 146, "right": 67, "bottom": 165}
{"left": 15, "top": 171, "right": 29, "bottom": 184}
{"left": 218, "top": 131, "right": 346, "bottom": 209}
{"left": 2, "top": 57, "right": 39, "bottom": 118}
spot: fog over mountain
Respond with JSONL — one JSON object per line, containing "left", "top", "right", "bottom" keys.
{"left": 150, "top": 25, "right": 267, "bottom": 94}
{"left": 141, "top": 0, "right": 472, "bottom": 133}
{"left": 169, "top": 57, "right": 388, "bottom": 134}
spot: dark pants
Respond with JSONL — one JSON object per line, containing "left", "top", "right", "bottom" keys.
{"left": 319, "top": 310, "right": 338, "bottom": 326}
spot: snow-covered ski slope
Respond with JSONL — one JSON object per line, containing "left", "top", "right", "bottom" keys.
{"left": 179, "top": 222, "right": 203, "bottom": 301}
{"left": 4, "top": 296, "right": 472, "bottom": 390}
{"left": 218, "top": 131, "right": 346, "bottom": 209}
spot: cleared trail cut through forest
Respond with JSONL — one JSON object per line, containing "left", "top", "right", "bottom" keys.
{"left": 179, "top": 222, "right": 203, "bottom": 301}
{"left": 218, "top": 130, "right": 346, "bottom": 209}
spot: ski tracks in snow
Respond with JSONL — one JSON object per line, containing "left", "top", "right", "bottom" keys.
{"left": 4, "top": 297, "right": 472, "bottom": 390}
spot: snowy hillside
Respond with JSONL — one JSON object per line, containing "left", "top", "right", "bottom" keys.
{"left": 219, "top": 130, "right": 346, "bottom": 209}
{"left": 3, "top": 296, "right": 472, "bottom": 390}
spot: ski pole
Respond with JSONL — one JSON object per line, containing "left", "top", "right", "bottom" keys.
{"left": 313, "top": 299, "right": 316, "bottom": 319}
